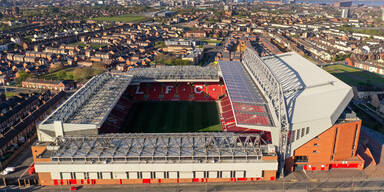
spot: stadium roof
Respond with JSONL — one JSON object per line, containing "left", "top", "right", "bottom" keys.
{"left": 124, "top": 66, "right": 219, "bottom": 83}
{"left": 41, "top": 72, "right": 133, "bottom": 126}
{"left": 219, "top": 61, "right": 265, "bottom": 104}
{"left": 240, "top": 48, "right": 354, "bottom": 156}
{"left": 261, "top": 52, "right": 353, "bottom": 125}
{"left": 41, "top": 133, "right": 272, "bottom": 163}
{"left": 218, "top": 61, "right": 273, "bottom": 127}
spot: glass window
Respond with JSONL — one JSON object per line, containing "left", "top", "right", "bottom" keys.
{"left": 296, "top": 130, "right": 300, "bottom": 140}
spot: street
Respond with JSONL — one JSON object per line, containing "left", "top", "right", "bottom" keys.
{"left": 2, "top": 178, "right": 382, "bottom": 192}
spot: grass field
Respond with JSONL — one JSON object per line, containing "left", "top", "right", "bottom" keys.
{"left": 41, "top": 67, "right": 76, "bottom": 81}
{"left": 41, "top": 67, "right": 104, "bottom": 81}
{"left": 323, "top": 64, "right": 384, "bottom": 89}
{"left": 92, "top": 15, "right": 148, "bottom": 23}
{"left": 122, "top": 101, "right": 221, "bottom": 133}
{"left": 5, "top": 92, "right": 17, "bottom": 98}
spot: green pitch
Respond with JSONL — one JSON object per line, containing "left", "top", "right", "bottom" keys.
{"left": 122, "top": 101, "right": 221, "bottom": 133}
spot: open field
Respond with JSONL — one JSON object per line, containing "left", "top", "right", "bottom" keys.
{"left": 92, "top": 15, "right": 148, "bottom": 23}
{"left": 40, "top": 67, "right": 104, "bottom": 81}
{"left": 41, "top": 67, "right": 76, "bottom": 81}
{"left": 122, "top": 101, "right": 221, "bottom": 133}
{"left": 323, "top": 64, "right": 384, "bottom": 89}
{"left": 4, "top": 92, "right": 18, "bottom": 98}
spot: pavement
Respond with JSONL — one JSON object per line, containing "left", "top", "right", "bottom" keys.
{"left": 1, "top": 141, "right": 35, "bottom": 187}
{"left": 2, "top": 178, "right": 383, "bottom": 192}
{"left": 1, "top": 164, "right": 384, "bottom": 191}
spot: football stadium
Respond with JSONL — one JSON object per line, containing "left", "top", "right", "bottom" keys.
{"left": 32, "top": 46, "right": 364, "bottom": 186}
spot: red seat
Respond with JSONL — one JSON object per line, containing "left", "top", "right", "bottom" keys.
{"left": 133, "top": 85, "right": 145, "bottom": 100}
{"left": 162, "top": 83, "right": 177, "bottom": 100}
{"left": 192, "top": 83, "right": 207, "bottom": 101}
{"left": 205, "top": 83, "right": 222, "bottom": 100}
{"left": 235, "top": 112, "right": 270, "bottom": 126}
{"left": 148, "top": 84, "right": 161, "bottom": 100}
{"left": 178, "top": 83, "right": 192, "bottom": 100}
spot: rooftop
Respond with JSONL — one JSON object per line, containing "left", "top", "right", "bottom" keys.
{"left": 126, "top": 65, "right": 219, "bottom": 82}
{"left": 125, "top": 66, "right": 219, "bottom": 83}
{"left": 41, "top": 72, "right": 132, "bottom": 126}
{"left": 40, "top": 133, "right": 273, "bottom": 163}
{"left": 261, "top": 52, "right": 353, "bottom": 125}
{"left": 218, "top": 60, "right": 273, "bottom": 127}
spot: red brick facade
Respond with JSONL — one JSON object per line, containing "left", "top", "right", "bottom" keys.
{"left": 285, "top": 120, "right": 364, "bottom": 173}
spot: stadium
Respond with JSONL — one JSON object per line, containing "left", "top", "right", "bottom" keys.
{"left": 32, "top": 46, "right": 364, "bottom": 186}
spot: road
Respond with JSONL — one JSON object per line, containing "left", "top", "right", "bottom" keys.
{"left": 1, "top": 178, "right": 382, "bottom": 192}
{"left": 352, "top": 100, "right": 384, "bottom": 126}
{"left": 0, "top": 86, "right": 36, "bottom": 93}
{"left": 0, "top": 141, "right": 35, "bottom": 188}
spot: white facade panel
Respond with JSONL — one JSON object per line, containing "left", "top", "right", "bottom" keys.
{"left": 156, "top": 172, "right": 165, "bottom": 179}
{"left": 222, "top": 171, "right": 231, "bottom": 178}
{"left": 62, "top": 172, "right": 71, "bottom": 179}
{"left": 75, "top": 172, "right": 85, "bottom": 179}
{"left": 102, "top": 172, "right": 112, "bottom": 179}
{"left": 208, "top": 171, "right": 217, "bottom": 178}
{"left": 142, "top": 172, "right": 151, "bottom": 179}
{"left": 113, "top": 172, "right": 127, "bottom": 179}
{"left": 36, "top": 161, "right": 277, "bottom": 180}
{"left": 195, "top": 171, "right": 204, "bottom": 178}
{"left": 128, "top": 172, "right": 138, "bottom": 179}
{"left": 180, "top": 172, "right": 193, "bottom": 178}
{"left": 235, "top": 171, "right": 245, "bottom": 178}
{"left": 89, "top": 172, "right": 98, "bottom": 179}
{"left": 169, "top": 172, "right": 178, "bottom": 179}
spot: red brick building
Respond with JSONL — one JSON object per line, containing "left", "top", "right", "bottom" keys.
{"left": 184, "top": 31, "right": 207, "bottom": 39}
{"left": 22, "top": 79, "right": 75, "bottom": 91}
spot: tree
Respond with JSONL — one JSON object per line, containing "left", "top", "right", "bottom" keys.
{"left": 15, "top": 71, "right": 30, "bottom": 85}
{"left": 56, "top": 71, "right": 67, "bottom": 80}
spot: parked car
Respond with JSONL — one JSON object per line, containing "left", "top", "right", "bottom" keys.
{"left": 1, "top": 167, "right": 15, "bottom": 175}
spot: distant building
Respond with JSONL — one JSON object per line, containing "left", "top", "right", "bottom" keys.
{"left": 382, "top": 7, "right": 384, "bottom": 22}
{"left": 164, "top": 39, "right": 197, "bottom": 47}
{"left": 341, "top": 8, "right": 350, "bottom": 19}
{"left": 22, "top": 79, "right": 75, "bottom": 91}
{"left": 0, "top": 75, "right": 8, "bottom": 85}
{"left": 334, "top": 1, "right": 352, "bottom": 7}
{"left": 184, "top": 31, "right": 206, "bottom": 39}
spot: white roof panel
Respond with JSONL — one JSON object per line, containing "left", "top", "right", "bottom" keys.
{"left": 262, "top": 52, "right": 353, "bottom": 125}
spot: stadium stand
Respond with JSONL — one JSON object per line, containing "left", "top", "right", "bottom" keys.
{"left": 124, "top": 66, "right": 219, "bottom": 83}
{"left": 219, "top": 60, "right": 274, "bottom": 127}
{"left": 128, "top": 82, "right": 225, "bottom": 101}
{"left": 33, "top": 45, "right": 365, "bottom": 186}
{"left": 37, "top": 72, "right": 133, "bottom": 142}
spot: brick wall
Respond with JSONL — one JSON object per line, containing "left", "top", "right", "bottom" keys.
{"left": 286, "top": 120, "right": 363, "bottom": 173}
